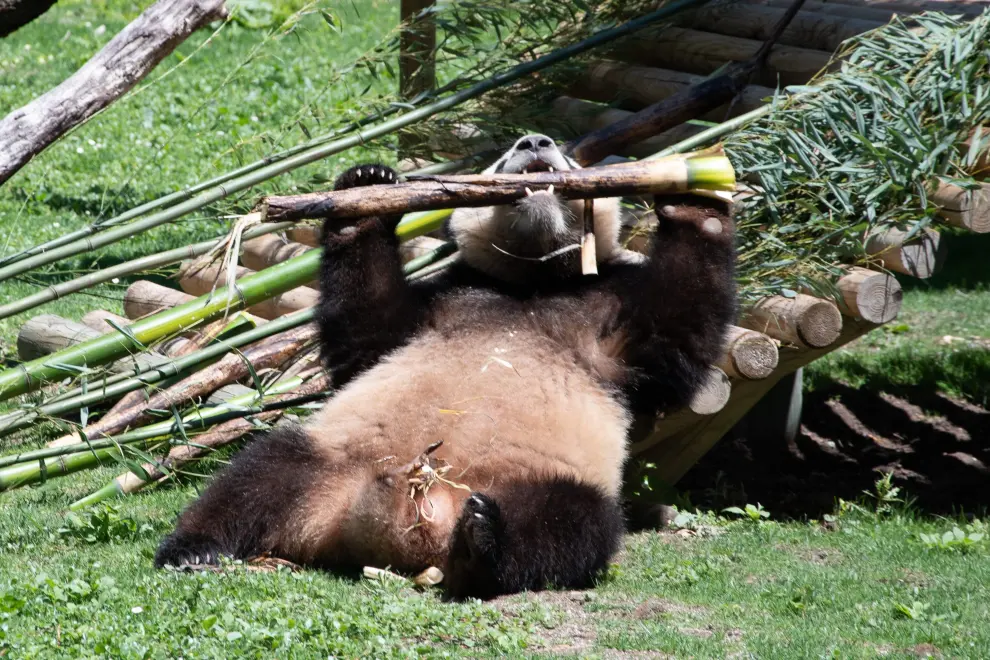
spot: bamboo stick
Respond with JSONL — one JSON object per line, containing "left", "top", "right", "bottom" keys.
{"left": 933, "top": 181, "right": 990, "bottom": 233}
{"left": 833, "top": 267, "right": 902, "bottom": 323}
{"left": 0, "top": 438, "right": 162, "bottom": 492}
{"left": 742, "top": 293, "right": 843, "bottom": 348}
{"left": 82, "top": 310, "right": 195, "bottom": 358}
{"left": 46, "top": 323, "right": 318, "bottom": 448}
{"left": 0, "top": 0, "right": 712, "bottom": 286}
{"left": 679, "top": 4, "right": 885, "bottom": 52}
{"left": 71, "top": 374, "right": 330, "bottom": 509}
{"left": 178, "top": 261, "right": 319, "bottom": 319}
{"left": 717, "top": 326, "right": 779, "bottom": 380}
{"left": 0, "top": 309, "right": 315, "bottom": 437}
{"left": 262, "top": 154, "right": 736, "bottom": 222}
{"left": 610, "top": 27, "right": 833, "bottom": 87}
{"left": 865, "top": 227, "right": 945, "bottom": 279}
{"left": 575, "top": 60, "right": 774, "bottom": 119}
{"left": 399, "top": 236, "right": 450, "bottom": 265}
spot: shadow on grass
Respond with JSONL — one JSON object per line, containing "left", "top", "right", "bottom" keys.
{"left": 901, "top": 230, "right": 990, "bottom": 292}
{"left": 680, "top": 346, "right": 990, "bottom": 518}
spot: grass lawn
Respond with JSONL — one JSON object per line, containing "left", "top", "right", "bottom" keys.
{"left": 2, "top": 1, "right": 990, "bottom": 658}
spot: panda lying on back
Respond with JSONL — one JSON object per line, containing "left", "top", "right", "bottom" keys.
{"left": 155, "top": 134, "right": 737, "bottom": 599}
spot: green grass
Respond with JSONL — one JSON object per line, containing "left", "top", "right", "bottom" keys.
{"left": 2, "top": 1, "right": 990, "bottom": 657}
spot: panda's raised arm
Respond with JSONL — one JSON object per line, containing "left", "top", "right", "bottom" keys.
{"left": 607, "top": 192, "right": 737, "bottom": 413}
{"left": 316, "top": 164, "right": 429, "bottom": 386}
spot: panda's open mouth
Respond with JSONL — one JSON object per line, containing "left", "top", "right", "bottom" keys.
{"left": 521, "top": 160, "right": 553, "bottom": 174}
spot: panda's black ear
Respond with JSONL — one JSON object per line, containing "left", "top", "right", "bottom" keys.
{"left": 333, "top": 164, "right": 399, "bottom": 191}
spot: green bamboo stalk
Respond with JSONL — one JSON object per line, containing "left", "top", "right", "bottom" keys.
{"left": 0, "top": 0, "right": 713, "bottom": 285}
{"left": 0, "top": 438, "right": 161, "bottom": 492}
{"left": 0, "top": 308, "right": 315, "bottom": 437}
{"left": 0, "top": 222, "right": 295, "bottom": 321}
{"left": 0, "top": 374, "right": 312, "bottom": 491}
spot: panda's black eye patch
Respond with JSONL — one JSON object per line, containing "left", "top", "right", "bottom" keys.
{"left": 538, "top": 138, "right": 552, "bottom": 148}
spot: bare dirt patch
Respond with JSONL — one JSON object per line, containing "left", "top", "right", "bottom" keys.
{"left": 492, "top": 589, "right": 598, "bottom": 656}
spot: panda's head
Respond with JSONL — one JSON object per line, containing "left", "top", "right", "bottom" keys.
{"left": 447, "top": 134, "right": 629, "bottom": 285}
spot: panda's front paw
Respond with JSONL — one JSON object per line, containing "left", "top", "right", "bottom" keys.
{"left": 444, "top": 493, "right": 503, "bottom": 600}
{"left": 333, "top": 164, "right": 399, "bottom": 191}
{"left": 154, "top": 532, "right": 227, "bottom": 570}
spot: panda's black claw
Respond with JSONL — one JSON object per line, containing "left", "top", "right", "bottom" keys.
{"left": 333, "top": 164, "right": 399, "bottom": 191}
{"left": 154, "top": 532, "right": 226, "bottom": 569}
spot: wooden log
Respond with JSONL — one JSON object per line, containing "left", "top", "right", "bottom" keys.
{"left": 261, "top": 154, "right": 734, "bottom": 222}
{"left": 609, "top": 27, "right": 834, "bottom": 87}
{"left": 0, "top": 0, "right": 59, "bottom": 37}
{"left": 742, "top": 293, "right": 843, "bottom": 348}
{"left": 82, "top": 309, "right": 191, "bottom": 356}
{"left": 47, "top": 323, "right": 319, "bottom": 448}
{"left": 631, "top": 317, "right": 879, "bottom": 484}
{"left": 0, "top": 0, "right": 227, "bottom": 185}
{"left": 550, "top": 97, "right": 705, "bottom": 158}
{"left": 824, "top": 0, "right": 986, "bottom": 17}
{"left": 177, "top": 261, "right": 319, "bottom": 319}
{"left": 934, "top": 181, "right": 990, "bottom": 233}
{"left": 865, "top": 227, "right": 945, "bottom": 279}
{"left": 240, "top": 234, "right": 313, "bottom": 272}
{"left": 742, "top": 0, "right": 902, "bottom": 22}
{"left": 959, "top": 126, "right": 989, "bottom": 178}
{"left": 834, "top": 266, "right": 902, "bottom": 323}
{"left": 679, "top": 4, "right": 885, "bottom": 52}
{"left": 717, "top": 326, "right": 779, "bottom": 380}
{"left": 122, "top": 280, "right": 268, "bottom": 326}
{"left": 688, "top": 366, "right": 732, "bottom": 415}
{"left": 575, "top": 60, "right": 774, "bottom": 119}
{"left": 287, "top": 224, "right": 320, "bottom": 247}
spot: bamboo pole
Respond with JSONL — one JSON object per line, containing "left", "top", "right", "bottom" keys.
{"left": 46, "top": 323, "right": 319, "bottom": 448}
{"left": 71, "top": 373, "right": 330, "bottom": 509}
{"left": 0, "top": 309, "right": 315, "bottom": 437}
{"left": 742, "top": 293, "right": 843, "bottom": 348}
{"left": 0, "top": 0, "right": 713, "bottom": 285}
{"left": 610, "top": 27, "right": 833, "bottom": 87}
{"left": 678, "top": 4, "right": 885, "bottom": 52}
{"left": 933, "top": 181, "right": 990, "bottom": 233}
{"left": 575, "top": 60, "right": 774, "bottom": 119}
{"left": 262, "top": 154, "right": 736, "bottom": 222}
{"left": 865, "top": 227, "right": 945, "bottom": 279}
{"left": 717, "top": 326, "right": 779, "bottom": 380}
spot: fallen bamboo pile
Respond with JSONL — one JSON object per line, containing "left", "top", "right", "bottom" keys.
{"left": 0, "top": 1, "right": 987, "bottom": 518}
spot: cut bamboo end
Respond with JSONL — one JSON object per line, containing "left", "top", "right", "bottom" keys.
{"left": 743, "top": 293, "right": 843, "bottom": 348}
{"left": 241, "top": 234, "right": 313, "bottom": 272}
{"left": 717, "top": 326, "right": 779, "bottom": 380}
{"left": 933, "top": 181, "right": 990, "bottom": 233}
{"left": 178, "top": 260, "right": 319, "bottom": 320}
{"left": 865, "top": 227, "right": 945, "bottom": 279}
{"left": 688, "top": 366, "right": 731, "bottom": 415}
{"left": 836, "top": 266, "right": 902, "bottom": 323}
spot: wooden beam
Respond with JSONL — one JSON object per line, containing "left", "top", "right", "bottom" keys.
{"left": 742, "top": 293, "right": 843, "bottom": 348}
{"left": 960, "top": 126, "right": 989, "bottom": 179}
{"left": 609, "top": 27, "right": 834, "bottom": 87}
{"left": 742, "top": 0, "right": 903, "bottom": 22}
{"left": 933, "top": 181, "right": 990, "bottom": 233}
{"left": 865, "top": 227, "right": 946, "bottom": 279}
{"left": 679, "top": 4, "right": 885, "bottom": 52}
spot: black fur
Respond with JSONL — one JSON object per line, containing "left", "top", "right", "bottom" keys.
{"left": 154, "top": 424, "right": 319, "bottom": 569}
{"left": 444, "top": 477, "right": 624, "bottom": 600}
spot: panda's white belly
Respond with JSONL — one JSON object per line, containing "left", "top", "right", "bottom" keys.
{"left": 303, "top": 326, "right": 631, "bottom": 497}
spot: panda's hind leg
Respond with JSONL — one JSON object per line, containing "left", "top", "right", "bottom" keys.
{"left": 155, "top": 424, "right": 335, "bottom": 569}
{"left": 443, "top": 476, "right": 624, "bottom": 599}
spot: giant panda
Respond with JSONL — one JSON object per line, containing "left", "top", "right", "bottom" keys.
{"left": 154, "top": 134, "right": 737, "bottom": 600}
